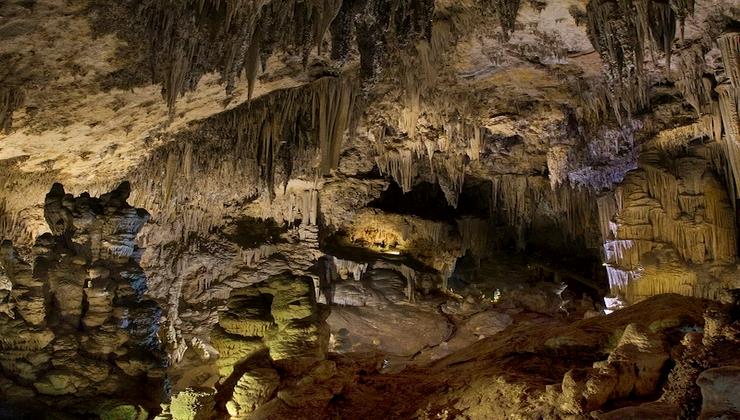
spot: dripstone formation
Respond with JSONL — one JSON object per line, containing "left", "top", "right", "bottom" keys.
{"left": 0, "top": 183, "right": 165, "bottom": 417}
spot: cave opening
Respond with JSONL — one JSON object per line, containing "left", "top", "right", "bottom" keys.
{"left": 367, "top": 180, "right": 457, "bottom": 221}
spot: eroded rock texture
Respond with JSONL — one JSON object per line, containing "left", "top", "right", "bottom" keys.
{"left": 0, "top": 183, "right": 165, "bottom": 416}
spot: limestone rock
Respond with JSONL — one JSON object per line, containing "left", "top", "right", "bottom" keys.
{"left": 210, "top": 328, "right": 266, "bottom": 379}
{"left": 95, "top": 401, "right": 149, "bottom": 420}
{"left": 33, "top": 370, "right": 84, "bottom": 396}
{"left": 597, "top": 401, "right": 680, "bottom": 419}
{"left": 697, "top": 366, "right": 740, "bottom": 419}
{"left": 277, "top": 383, "right": 335, "bottom": 409}
{"left": 560, "top": 323, "right": 670, "bottom": 414}
{"left": 226, "top": 367, "right": 280, "bottom": 416}
{"left": 607, "top": 323, "right": 669, "bottom": 397}
{"left": 560, "top": 366, "right": 618, "bottom": 414}
{"left": 169, "top": 388, "right": 216, "bottom": 420}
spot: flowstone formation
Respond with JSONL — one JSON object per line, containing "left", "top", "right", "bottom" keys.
{"left": 0, "top": 183, "right": 165, "bottom": 416}
{"left": 601, "top": 144, "right": 739, "bottom": 306}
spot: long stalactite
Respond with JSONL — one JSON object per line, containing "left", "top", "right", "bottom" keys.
{"left": 127, "top": 74, "right": 358, "bottom": 240}
{"left": 134, "top": 0, "right": 436, "bottom": 111}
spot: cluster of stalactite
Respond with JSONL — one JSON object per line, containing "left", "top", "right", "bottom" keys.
{"left": 583, "top": 0, "right": 701, "bottom": 123}
{"left": 548, "top": 112, "right": 641, "bottom": 192}
{"left": 139, "top": 0, "right": 344, "bottom": 108}
{"left": 581, "top": 14, "right": 740, "bottom": 306}
{"left": 583, "top": 1, "right": 739, "bottom": 205}
{"left": 362, "top": 9, "right": 484, "bottom": 208}
{"left": 333, "top": 0, "right": 435, "bottom": 82}
{"left": 490, "top": 174, "right": 599, "bottom": 249}
{"left": 125, "top": 75, "right": 357, "bottom": 240}
{"left": 372, "top": 121, "right": 482, "bottom": 207}
{"left": 671, "top": 31, "right": 740, "bottom": 200}
{"left": 136, "top": 0, "right": 435, "bottom": 109}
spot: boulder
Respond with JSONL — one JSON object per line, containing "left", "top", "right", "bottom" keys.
{"left": 226, "top": 367, "right": 280, "bottom": 416}
{"left": 697, "top": 366, "right": 740, "bottom": 419}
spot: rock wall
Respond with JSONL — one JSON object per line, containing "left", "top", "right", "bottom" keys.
{"left": 0, "top": 183, "right": 166, "bottom": 415}
{"left": 601, "top": 146, "right": 739, "bottom": 306}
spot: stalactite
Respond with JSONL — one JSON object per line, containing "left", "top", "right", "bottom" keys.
{"left": 482, "top": 0, "right": 521, "bottom": 39}
{"left": 586, "top": 0, "right": 647, "bottom": 120}
{"left": 139, "top": 0, "right": 434, "bottom": 109}
{"left": 239, "top": 245, "right": 277, "bottom": 267}
{"left": 554, "top": 185, "right": 600, "bottom": 244}
{"left": 717, "top": 32, "right": 740, "bottom": 89}
{"left": 127, "top": 75, "right": 356, "bottom": 239}
{"left": 676, "top": 46, "right": 713, "bottom": 116}
{"left": 586, "top": 0, "right": 685, "bottom": 122}
{"left": 597, "top": 193, "right": 619, "bottom": 242}
{"left": 375, "top": 118, "right": 480, "bottom": 202}
{"left": 637, "top": 0, "right": 677, "bottom": 69}
{"left": 253, "top": 184, "right": 320, "bottom": 226}
{"left": 704, "top": 177, "right": 737, "bottom": 263}
{"left": 375, "top": 148, "right": 417, "bottom": 193}
{"left": 707, "top": 142, "right": 739, "bottom": 201}
{"left": 669, "top": 0, "right": 694, "bottom": 39}
{"left": 0, "top": 85, "right": 23, "bottom": 134}
{"left": 644, "top": 164, "right": 679, "bottom": 217}
{"left": 605, "top": 265, "right": 640, "bottom": 289}
{"left": 716, "top": 83, "right": 739, "bottom": 144}
{"left": 140, "top": 0, "right": 345, "bottom": 110}
{"left": 490, "top": 174, "right": 597, "bottom": 243}
{"left": 713, "top": 140, "right": 740, "bottom": 200}
{"left": 457, "top": 217, "right": 489, "bottom": 257}
{"left": 437, "top": 154, "right": 467, "bottom": 206}
{"left": 332, "top": 257, "right": 368, "bottom": 281}
{"left": 547, "top": 144, "right": 571, "bottom": 189}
